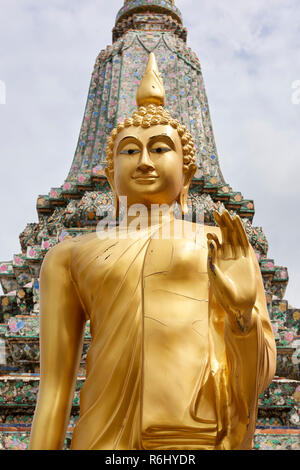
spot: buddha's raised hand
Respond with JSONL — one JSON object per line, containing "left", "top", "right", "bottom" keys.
{"left": 207, "top": 210, "right": 257, "bottom": 334}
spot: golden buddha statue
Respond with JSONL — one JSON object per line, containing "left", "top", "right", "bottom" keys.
{"left": 29, "top": 53, "right": 276, "bottom": 451}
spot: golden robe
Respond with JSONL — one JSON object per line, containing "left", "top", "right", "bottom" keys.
{"left": 70, "top": 224, "right": 276, "bottom": 450}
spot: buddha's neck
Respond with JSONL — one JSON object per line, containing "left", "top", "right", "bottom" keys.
{"left": 124, "top": 204, "right": 175, "bottom": 230}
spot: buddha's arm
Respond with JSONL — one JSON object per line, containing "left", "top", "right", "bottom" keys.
{"left": 225, "top": 246, "right": 276, "bottom": 389}
{"left": 208, "top": 247, "right": 276, "bottom": 450}
{"left": 239, "top": 246, "right": 274, "bottom": 339}
{"left": 207, "top": 210, "right": 276, "bottom": 385}
{"left": 29, "top": 240, "right": 86, "bottom": 450}
{"left": 225, "top": 246, "right": 275, "bottom": 341}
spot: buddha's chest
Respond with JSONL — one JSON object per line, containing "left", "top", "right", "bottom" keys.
{"left": 75, "top": 235, "right": 209, "bottom": 323}
{"left": 142, "top": 237, "right": 210, "bottom": 352}
{"left": 143, "top": 237, "right": 209, "bottom": 317}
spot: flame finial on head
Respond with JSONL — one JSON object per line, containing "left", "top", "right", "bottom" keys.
{"left": 136, "top": 53, "right": 166, "bottom": 108}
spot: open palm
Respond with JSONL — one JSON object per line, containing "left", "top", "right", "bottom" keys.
{"left": 207, "top": 210, "right": 257, "bottom": 332}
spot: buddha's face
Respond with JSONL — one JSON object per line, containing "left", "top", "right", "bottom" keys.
{"left": 106, "top": 124, "right": 193, "bottom": 208}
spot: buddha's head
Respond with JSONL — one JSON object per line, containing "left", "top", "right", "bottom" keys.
{"left": 105, "top": 53, "right": 197, "bottom": 213}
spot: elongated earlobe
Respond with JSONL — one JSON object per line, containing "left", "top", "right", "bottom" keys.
{"left": 178, "top": 190, "right": 189, "bottom": 215}
{"left": 178, "top": 163, "right": 196, "bottom": 215}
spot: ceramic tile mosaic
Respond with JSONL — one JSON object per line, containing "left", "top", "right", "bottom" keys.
{"left": 258, "top": 379, "right": 299, "bottom": 415}
{"left": 116, "top": 0, "right": 182, "bottom": 24}
{"left": 0, "top": 377, "right": 84, "bottom": 407}
{"left": 0, "top": 432, "right": 73, "bottom": 450}
{"left": 0, "top": 315, "right": 91, "bottom": 367}
{"left": 254, "top": 431, "right": 300, "bottom": 450}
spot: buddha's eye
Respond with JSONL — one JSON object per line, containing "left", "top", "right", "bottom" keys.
{"left": 120, "top": 148, "right": 140, "bottom": 155}
{"left": 150, "top": 147, "right": 172, "bottom": 154}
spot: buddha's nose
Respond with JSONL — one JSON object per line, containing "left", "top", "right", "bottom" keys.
{"left": 137, "top": 148, "right": 155, "bottom": 172}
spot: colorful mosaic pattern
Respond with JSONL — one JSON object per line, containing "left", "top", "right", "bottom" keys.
{"left": 0, "top": 432, "right": 73, "bottom": 450}
{"left": 258, "top": 380, "right": 300, "bottom": 428}
{"left": 113, "top": 13, "right": 187, "bottom": 43}
{"left": 0, "top": 377, "right": 84, "bottom": 407}
{"left": 0, "top": 433, "right": 29, "bottom": 451}
{"left": 116, "top": 0, "right": 182, "bottom": 24}
{"left": 254, "top": 431, "right": 300, "bottom": 450}
{"left": 0, "top": 317, "right": 91, "bottom": 366}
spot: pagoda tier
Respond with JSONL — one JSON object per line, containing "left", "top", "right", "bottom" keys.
{"left": 0, "top": 0, "right": 299, "bottom": 451}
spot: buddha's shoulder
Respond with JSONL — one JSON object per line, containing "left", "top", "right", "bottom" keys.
{"left": 43, "top": 232, "right": 107, "bottom": 264}
{"left": 69, "top": 231, "right": 115, "bottom": 253}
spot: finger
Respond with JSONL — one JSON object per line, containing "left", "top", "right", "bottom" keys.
{"left": 215, "top": 210, "right": 237, "bottom": 259}
{"left": 214, "top": 210, "right": 230, "bottom": 257}
{"left": 234, "top": 216, "right": 249, "bottom": 256}
{"left": 213, "top": 211, "right": 225, "bottom": 231}
{"left": 231, "top": 219, "right": 242, "bottom": 259}
{"left": 207, "top": 239, "right": 218, "bottom": 274}
{"left": 222, "top": 210, "right": 236, "bottom": 259}
{"left": 207, "top": 232, "right": 221, "bottom": 252}
{"left": 223, "top": 210, "right": 242, "bottom": 259}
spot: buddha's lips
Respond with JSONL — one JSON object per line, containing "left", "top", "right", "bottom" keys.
{"left": 132, "top": 174, "right": 159, "bottom": 182}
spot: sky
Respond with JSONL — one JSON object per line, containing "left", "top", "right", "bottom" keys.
{"left": 0, "top": 0, "right": 299, "bottom": 306}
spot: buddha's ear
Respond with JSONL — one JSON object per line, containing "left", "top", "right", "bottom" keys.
{"left": 105, "top": 167, "right": 119, "bottom": 217}
{"left": 178, "top": 163, "right": 197, "bottom": 215}
{"left": 183, "top": 163, "right": 197, "bottom": 191}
